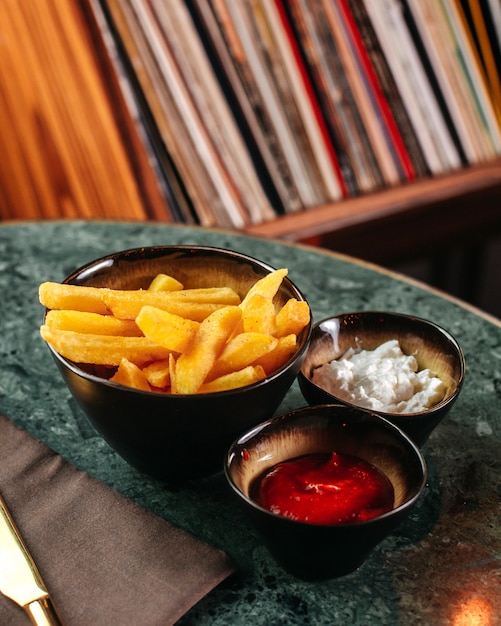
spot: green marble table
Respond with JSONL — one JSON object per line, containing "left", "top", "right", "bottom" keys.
{"left": 1, "top": 220, "right": 500, "bottom": 625}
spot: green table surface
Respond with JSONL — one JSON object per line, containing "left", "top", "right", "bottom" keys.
{"left": 1, "top": 220, "right": 500, "bottom": 625}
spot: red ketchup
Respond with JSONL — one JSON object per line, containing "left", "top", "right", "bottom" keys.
{"left": 253, "top": 452, "right": 394, "bottom": 524}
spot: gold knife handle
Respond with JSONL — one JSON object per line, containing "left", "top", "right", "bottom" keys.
{"left": 25, "top": 597, "right": 63, "bottom": 626}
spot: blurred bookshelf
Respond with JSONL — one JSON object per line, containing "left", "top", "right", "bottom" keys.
{"left": 392, "top": 234, "right": 501, "bottom": 319}
{"left": 0, "top": 0, "right": 500, "bottom": 312}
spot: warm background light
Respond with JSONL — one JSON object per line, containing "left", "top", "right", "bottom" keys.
{"left": 452, "top": 596, "right": 494, "bottom": 626}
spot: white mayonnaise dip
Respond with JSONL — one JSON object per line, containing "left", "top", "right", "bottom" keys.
{"left": 312, "top": 339, "right": 445, "bottom": 414}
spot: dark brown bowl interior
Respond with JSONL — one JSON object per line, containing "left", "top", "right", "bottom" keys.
{"left": 298, "top": 311, "right": 465, "bottom": 445}
{"left": 46, "top": 245, "right": 312, "bottom": 482}
{"left": 71, "top": 245, "right": 297, "bottom": 301}
{"left": 225, "top": 404, "right": 427, "bottom": 580}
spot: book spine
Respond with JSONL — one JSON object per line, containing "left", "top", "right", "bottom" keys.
{"left": 364, "top": 0, "right": 462, "bottom": 173}
{"left": 283, "top": 0, "right": 362, "bottom": 194}
{"left": 348, "top": 0, "right": 430, "bottom": 178}
{"left": 307, "top": 0, "right": 385, "bottom": 191}
{"left": 337, "top": 0, "right": 416, "bottom": 181}
{"left": 272, "top": 0, "right": 348, "bottom": 198}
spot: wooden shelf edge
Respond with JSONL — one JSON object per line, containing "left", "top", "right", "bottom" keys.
{"left": 244, "top": 159, "right": 501, "bottom": 242}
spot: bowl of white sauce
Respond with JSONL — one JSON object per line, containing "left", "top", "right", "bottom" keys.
{"left": 298, "top": 311, "right": 465, "bottom": 445}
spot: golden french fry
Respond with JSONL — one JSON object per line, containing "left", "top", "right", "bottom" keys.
{"left": 110, "top": 358, "right": 151, "bottom": 391}
{"left": 40, "top": 326, "right": 171, "bottom": 366}
{"left": 39, "top": 282, "right": 110, "bottom": 315}
{"left": 199, "top": 365, "right": 266, "bottom": 393}
{"left": 152, "top": 287, "right": 240, "bottom": 303}
{"left": 41, "top": 281, "right": 239, "bottom": 310}
{"left": 142, "top": 358, "right": 171, "bottom": 389}
{"left": 239, "top": 268, "right": 288, "bottom": 310}
{"left": 103, "top": 291, "right": 227, "bottom": 322}
{"left": 136, "top": 305, "right": 199, "bottom": 352}
{"left": 209, "top": 332, "right": 277, "bottom": 380}
{"left": 168, "top": 353, "right": 177, "bottom": 393}
{"left": 45, "top": 310, "right": 143, "bottom": 336}
{"left": 241, "top": 294, "right": 277, "bottom": 335}
{"left": 254, "top": 334, "right": 297, "bottom": 374}
{"left": 275, "top": 299, "right": 311, "bottom": 337}
{"left": 174, "top": 306, "right": 242, "bottom": 394}
{"left": 148, "top": 273, "right": 184, "bottom": 291}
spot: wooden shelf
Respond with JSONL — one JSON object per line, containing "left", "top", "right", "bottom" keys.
{"left": 0, "top": 0, "right": 166, "bottom": 222}
{"left": 245, "top": 159, "right": 501, "bottom": 265}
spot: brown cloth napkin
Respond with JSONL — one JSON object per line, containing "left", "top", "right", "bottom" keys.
{"left": 0, "top": 414, "right": 235, "bottom": 625}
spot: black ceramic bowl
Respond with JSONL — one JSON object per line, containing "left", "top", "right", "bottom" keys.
{"left": 225, "top": 404, "right": 427, "bottom": 580}
{"left": 44, "top": 245, "right": 311, "bottom": 482}
{"left": 298, "top": 311, "right": 465, "bottom": 446}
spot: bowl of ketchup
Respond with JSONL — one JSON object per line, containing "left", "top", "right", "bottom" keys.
{"left": 225, "top": 404, "right": 427, "bottom": 580}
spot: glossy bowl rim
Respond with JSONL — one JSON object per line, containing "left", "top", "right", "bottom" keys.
{"left": 45, "top": 244, "right": 312, "bottom": 398}
{"left": 298, "top": 310, "right": 466, "bottom": 417}
{"left": 224, "top": 403, "right": 428, "bottom": 528}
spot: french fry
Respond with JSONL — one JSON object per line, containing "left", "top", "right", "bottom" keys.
{"left": 148, "top": 273, "right": 184, "bottom": 291}
{"left": 142, "top": 358, "right": 171, "bottom": 389}
{"left": 39, "top": 282, "right": 109, "bottom": 315}
{"left": 199, "top": 365, "right": 266, "bottom": 393}
{"left": 111, "top": 358, "right": 151, "bottom": 391}
{"left": 209, "top": 332, "right": 277, "bottom": 380}
{"left": 168, "top": 353, "right": 177, "bottom": 393}
{"left": 241, "top": 294, "right": 277, "bottom": 335}
{"left": 174, "top": 306, "right": 242, "bottom": 394}
{"left": 136, "top": 305, "right": 199, "bottom": 353}
{"left": 40, "top": 326, "right": 171, "bottom": 366}
{"left": 45, "top": 310, "right": 142, "bottom": 336}
{"left": 102, "top": 291, "right": 233, "bottom": 321}
{"left": 40, "top": 282, "right": 239, "bottom": 312}
{"left": 239, "top": 268, "right": 288, "bottom": 310}
{"left": 254, "top": 334, "right": 297, "bottom": 374}
{"left": 275, "top": 299, "right": 311, "bottom": 337}
{"left": 164, "top": 287, "right": 240, "bottom": 303}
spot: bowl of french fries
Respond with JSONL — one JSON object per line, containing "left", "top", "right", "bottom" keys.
{"left": 39, "top": 245, "right": 312, "bottom": 482}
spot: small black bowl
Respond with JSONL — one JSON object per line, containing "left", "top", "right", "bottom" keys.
{"left": 298, "top": 311, "right": 465, "bottom": 446}
{"left": 44, "top": 245, "right": 311, "bottom": 483}
{"left": 225, "top": 404, "right": 427, "bottom": 580}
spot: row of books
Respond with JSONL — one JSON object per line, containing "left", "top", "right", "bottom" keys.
{"left": 90, "top": 0, "right": 501, "bottom": 229}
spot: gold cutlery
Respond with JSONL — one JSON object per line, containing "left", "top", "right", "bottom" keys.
{"left": 0, "top": 492, "right": 63, "bottom": 625}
